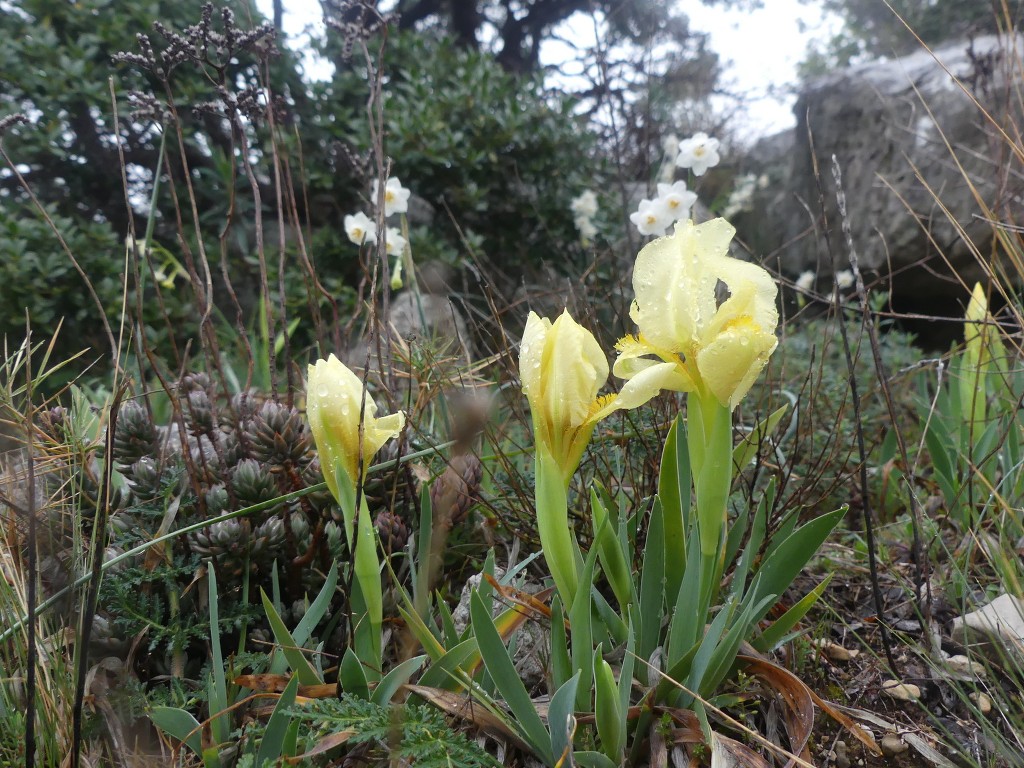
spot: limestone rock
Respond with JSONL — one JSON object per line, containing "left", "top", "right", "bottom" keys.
{"left": 452, "top": 570, "right": 546, "bottom": 692}
{"left": 951, "top": 592, "right": 1024, "bottom": 661}
{"left": 387, "top": 291, "right": 469, "bottom": 357}
{"left": 944, "top": 653, "right": 985, "bottom": 679}
{"left": 344, "top": 290, "right": 470, "bottom": 375}
{"left": 829, "top": 740, "right": 851, "bottom": 768}
{"left": 969, "top": 691, "right": 993, "bottom": 715}
{"left": 742, "top": 34, "right": 1024, "bottom": 314}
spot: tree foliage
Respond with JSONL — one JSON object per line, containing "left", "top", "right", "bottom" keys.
{"left": 800, "top": 0, "right": 1017, "bottom": 76}
{"left": 389, "top": 0, "right": 708, "bottom": 72}
{"left": 0, "top": 0, "right": 309, "bottom": 361}
{"left": 0, "top": 0, "right": 724, "bottom": 372}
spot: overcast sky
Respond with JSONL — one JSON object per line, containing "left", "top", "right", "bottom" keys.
{"left": 256, "top": 0, "right": 838, "bottom": 140}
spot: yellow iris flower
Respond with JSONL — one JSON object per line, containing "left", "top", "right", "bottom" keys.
{"left": 962, "top": 283, "right": 996, "bottom": 426}
{"left": 613, "top": 218, "right": 778, "bottom": 410}
{"left": 306, "top": 354, "right": 406, "bottom": 512}
{"left": 519, "top": 309, "right": 625, "bottom": 606}
{"left": 519, "top": 310, "right": 619, "bottom": 485}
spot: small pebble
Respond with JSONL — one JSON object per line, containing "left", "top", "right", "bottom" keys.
{"left": 970, "top": 691, "right": 993, "bottom": 714}
{"left": 880, "top": 734, "right": 909, "bottom": 757}
{"left": 832, "top": 740, "right": 851, "bottom": 768}
{"left": 812, "top": 638, "right": 859, "bottom": 661}
{"left": 946, "top": 654, "right": 986, "bottom": 678}
{"left": 881, "top": 679, "right": 922, "bottom": 701}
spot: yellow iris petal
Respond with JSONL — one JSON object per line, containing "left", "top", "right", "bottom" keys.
{"left": 613, "top": 218, "right": 779, "bottom": 410}
{"left": 306, "top": 354, "right": 406, "bottom": 496}
{"left": 520, "top": 309, "right": 625, "bottom": 482}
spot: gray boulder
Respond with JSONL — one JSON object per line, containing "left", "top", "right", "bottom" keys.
{"left": 743, "top": 34, "right": 1023, "bottom": 309}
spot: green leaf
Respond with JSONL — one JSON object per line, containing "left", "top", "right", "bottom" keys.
{"left": 593, "top": 647, "right": 624, "bottom": 760}
{"left": 282, "top": 718, "right": 300, "bottom": 758}
{"left": 548, "top": 671, "right": 581, "bottom": 765}
{"left": 590, "top": 486, "right": 632, "bottom": 611}
{"left": 752, "top": 574, "right": 833, "bottom": 653}
{"left": 698, "top": 592, "right": 775, "bottom": 696}
{"left": 685, "top": 597, "right": 735, "bottom": 700}
{"left": 570, "top": 537, "right": 601, "bottom": 713}
{"left": 729, "top": 479, "right": 772, "bottom": 601}
{"left": 723, "top": 502, "right": 750, "bottom": 573}
{"left": 667, "top": 533, "right": 703, "bottom": 667}
{"left": 261, "top": 588, "right": 321, "bottom": 685}
{"left": 415, "top": 638, "right": 478, "bottom": 691}
{"left": 207, "top": 567, "right": 229, "bottom": 745}
{"left": 150, "top": 707, "right": 204, "bottom": 759}
{"left": 925, "top": 422, "right": 958, "bottom": 505}
{"left": 413, "top": 484, "right": 434, "bottom": 622}
{"left": 638, "top": 498, "right": 666, "bottom": 674}
{"left": 574, "top": 750, "right": 620, "bottom": 768}
{"left": 396, "top": 605, "right": 447, "bottom": 662}
{"left": 732, "top": 404, "right": 789, "bottom": 470}
{"left": 749, "top": 507, "right": 845, "bottom": 618}
{"left": 619, "top": 614, "right": 636, "bottom": 723}
{"left": 549, "top": 596, "right": 572, "bottom": 692}
{"left": 437, "top": 597, "right": 461, "bottom": 646}
{"left": 470, "top": 592, "right": 553, "bottom": 763}
{"left": 659, "top": 416, "right": 690, "bottom": 601}
{"left": 592, "top": 588, "right": 628, "bottom": 646}
{"left": 371, "top": 654, "right": 426, "bottom": 705}
{"left": 255, "top": 674, "right": 299, "bottom": 766}
{"left": 292, "top": 561, "right": 339, "bottom": 649}
{"left": 339, "top": 647, "right": 369, "bottom": 700}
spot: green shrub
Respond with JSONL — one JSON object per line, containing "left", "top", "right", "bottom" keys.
{"left": 313, "top": 31, "right": 606, "bottom": 279}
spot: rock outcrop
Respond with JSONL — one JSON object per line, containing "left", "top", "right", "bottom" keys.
{"left": 742, "top": 34, "right": 1024, "bottom": 314}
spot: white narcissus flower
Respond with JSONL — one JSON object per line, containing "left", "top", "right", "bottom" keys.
{"left": 383, "top": 227, "right": 407, "bottom": 257}
{"left": 125, "top": 234, "right": 149, "bottom": 256}
{"left": 795, "top": 270, "right": 816, "bottom": 293}
{"left": 612, "top": 218, "right": 779, "bottom": 410}
{"left": 574, "top": 215, "right": 598, "bottom": 241}
{"left": 629, "top": 197, "right": 674, "bottom": 237}
{"left": 662, "top": 133, "right": 680, "bottom": 161}
{"left": 676, "top": 132, "right": 721, "bottom": 177}
{"left": 721, "top": 173, "right": 757, "bottom": 218}
{"left": 344, "top": 212, "right": 377, "bottom": 246}
{"left": 656, "top": 181, "right": 698, "bottom": 223}
{"left": 570, "top": 190, "right": 599, "bottom": 219}
{"left": 835, "top": 269, "right": 854, "bottom": 289}
{"left": 372, "top": 177, "right": 412, "bottom": 217}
